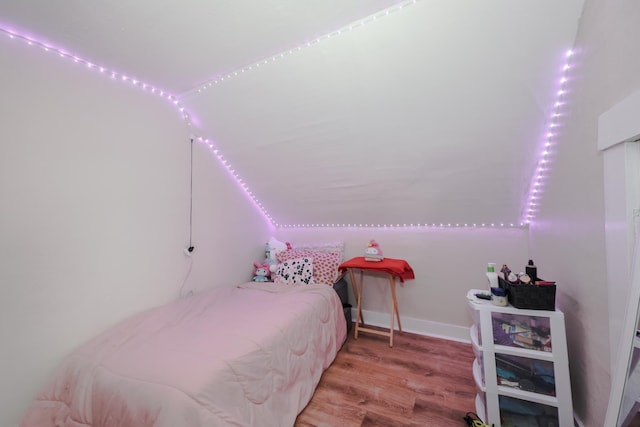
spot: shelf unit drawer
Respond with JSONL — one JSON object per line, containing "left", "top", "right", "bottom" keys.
{"left": 495, "top": 353, "right": 556, "bottom": 397}
{"left": 498, "top": 395, "right": 559, "bottom": 427}
{"left": 492, "top": 311, "right": 552, "bottom": 353}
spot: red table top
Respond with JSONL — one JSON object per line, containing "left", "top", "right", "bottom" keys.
{"left": 339, "top": 257, "right": 415, "bottom": 282}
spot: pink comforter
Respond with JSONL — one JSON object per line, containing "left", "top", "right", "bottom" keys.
{"left": 21, "top": 283, "right": 347, "bottom": 427}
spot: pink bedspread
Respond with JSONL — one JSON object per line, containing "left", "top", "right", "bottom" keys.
{"left": 20, "top": 282, "right": 346, "bottom": 427}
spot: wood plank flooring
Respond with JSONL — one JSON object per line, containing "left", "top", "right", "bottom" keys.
{"left": 295, "top": 324, "right": 477, "bottom": 427}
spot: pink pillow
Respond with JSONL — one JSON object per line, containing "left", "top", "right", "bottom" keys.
{"left": 277, "top": 249, "right": 341, "bottom": 285}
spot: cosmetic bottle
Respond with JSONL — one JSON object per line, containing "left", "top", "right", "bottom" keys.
{"left": 491, "top": 287, "right": 508, "bottom": 306}
{"left": 486, "top": 263, "right": 499, "bottom": 289}
{"left": 500, "top": 264, "right": 511, "bottom": 280}
{"left": 526, "top": 259, "right": 538, "bottom": 282}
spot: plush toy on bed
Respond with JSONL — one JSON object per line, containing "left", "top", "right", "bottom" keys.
{"left": 252, "top": 262, "right": 271, "bottom": 282}
{"left": 266, "top": 237, "right": 289, "bottom": 275}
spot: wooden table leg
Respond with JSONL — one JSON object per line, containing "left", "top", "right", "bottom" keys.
{"left": 348, "top": 269, "right": 365, "bottom": 327}
{"left": 389, "top": 277, "right": 395, "bottom": 347}
{"left": 349, "top": 268, "right": 365, "bottom": 340}
{"left": 358, "top": 270, "right": 365, "bottom": 327}
{"left": 389, "top": 275, "right": 402, "bottom": 333}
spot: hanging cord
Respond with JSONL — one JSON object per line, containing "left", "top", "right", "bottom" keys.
{"left": 179, "top": 256, "right": 194, "bottom": 298}
{"left": 187, "top": 136, "right": 194, "bottom": 252}
{"left": 180, "top": 136, "right": 195, "bottom": 298}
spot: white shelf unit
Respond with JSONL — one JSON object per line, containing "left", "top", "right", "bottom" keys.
{"left": 467, "top": 290, "right": 573, "bottom": 427}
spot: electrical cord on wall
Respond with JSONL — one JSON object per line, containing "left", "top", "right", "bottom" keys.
{"left": 179, "top": 257, "right": 194, "bottom": 298}
{"left": 185, "top": 136, "right": 195, "bottom": 256}
{"left": 180, "top": 136, "right": 195, "bottom": 298}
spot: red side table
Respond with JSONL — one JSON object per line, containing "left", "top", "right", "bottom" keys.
{"left": 339, "top": 257, "right": 415, "bottom": 347}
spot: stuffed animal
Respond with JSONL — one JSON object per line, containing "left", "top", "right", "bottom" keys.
{"left": 364, "top": 239, "right": 384, "bottom": 262}
{"left": 267, "top": 237, "right": 289, "bottom": 274}
{"left": 252, "top": 262, "right": 271, "bottom": 282}
{"left": 264, "top": 242, "right": 277, "bottom": 273}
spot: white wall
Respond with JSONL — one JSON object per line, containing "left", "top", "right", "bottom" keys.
{"left": 0, "top": 35, "right": 272, "bottom": 426}
{"left": 528, "top": 0, "right": 640, "bottom": 425}
{"left": 277, "top": 226, "right": 528, "bottom": 337}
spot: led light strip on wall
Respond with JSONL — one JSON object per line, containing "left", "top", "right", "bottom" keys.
{"left": 279, "top": 223, "right": 523, "bottom": 229}
{"left": 2, "top": 0, "right": 574, "bottom": 231}
{"left": 0, "top": 25, "right": 277, "bottom": 227}
{"left": 185, "top": 0, "right": 420, "bottom": 97}
{"left": 520, "top": 49, "right": 575, "bottom": 225}
{"left": 193, "top": 136, "right": 276, "bottom": 227}
{"left": 0, "top": 27, "right": 187, "bottom": 115}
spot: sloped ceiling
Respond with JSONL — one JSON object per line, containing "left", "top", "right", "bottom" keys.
{"left": 0, "top": 0, "right": 585, "bottom": 227}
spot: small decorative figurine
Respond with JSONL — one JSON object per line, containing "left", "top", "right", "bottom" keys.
{"left": 252, "top": 262, "right": 271, "bottom": 282}
{"left": 364, "top": 240, "right": 384, "bottom": 262}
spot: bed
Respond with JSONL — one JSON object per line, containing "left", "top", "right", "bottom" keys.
{"left": 20, "top": 281, "right": 347, "bottom": 427}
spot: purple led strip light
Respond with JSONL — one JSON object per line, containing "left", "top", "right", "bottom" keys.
{"left": 0, "top": 27, "right": 184, "bottom": 112}
{"left": 280, "top": 223, "right": 520, "bottom": 229}
{"left": 0, "top": 25, "right": 276, "bottom": 229}
{"left": 2, "top": 16, "right": 576, "bottom": 230}
{"left": 188, "top": 0, "right": 419, "bottom": 96}
{"left": 194, "top": 136, "right": 276, "bottom": 229}
{"left": 521, "top": 49, "right": 575, "bottom": 225}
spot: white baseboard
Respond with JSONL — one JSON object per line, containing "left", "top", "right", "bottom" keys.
{"left": 350, "top": 307, "right": 471, "bottom": 343}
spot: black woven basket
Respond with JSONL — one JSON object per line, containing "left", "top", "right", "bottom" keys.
{"left": 498, "top": 276, "right": 556, "bottom": 310}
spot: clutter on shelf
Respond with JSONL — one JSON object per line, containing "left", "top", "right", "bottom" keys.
{"left": 485, "top": 260, "right": 557, "bottom": 310}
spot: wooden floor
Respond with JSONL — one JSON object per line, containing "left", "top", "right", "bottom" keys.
{"left": 295, "top": 324, "right": 477, "bottom": 427}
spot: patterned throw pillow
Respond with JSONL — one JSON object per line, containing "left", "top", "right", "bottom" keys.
{"left": 273, "top": 257, "right": 314, "bottom": 285}
{"left": 277, "top": 249, "right": 341, "bottom": 285}
{"left": 293, "top": 242, "right": 345, "bottom": 263}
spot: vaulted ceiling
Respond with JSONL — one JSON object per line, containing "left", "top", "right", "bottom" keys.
{"left": 0, "top": 0, "right": 585, "bottom": 228}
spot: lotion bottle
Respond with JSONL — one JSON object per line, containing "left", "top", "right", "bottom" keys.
{"left": 486, "top": 263, "right": 499, "bottom": 289}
